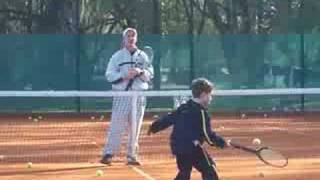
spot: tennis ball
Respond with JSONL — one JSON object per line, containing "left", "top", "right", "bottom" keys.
{"left": 263, "top": 114, "right": 268, "bottom": 118}
{"left": 91, "top": 116, "right": 95, "bottom": 120}
{"left": 33, "top": 118, "right": 38, "bottom": 122}
{"left": 241, "top": 113, "right": 246, "bottom": 119}
{"left": 38, "top": 116, "right": 43, "bottom": 120}
{"left": 227, "top": 139, "right": 232, "bottom": 146}
{"left": 253, "top": 138, "right": 261, "bottom": 145}
{"left": 96, "top": 169, "right": 103, "bottom": 176}
{"left": 28, "top": 116, "right": 32, "bottom": 120}
{"left": 27, "top": 162, "right": 33, "bottom": 168}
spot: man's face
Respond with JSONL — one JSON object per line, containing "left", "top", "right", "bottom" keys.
{"left": 124, "top": 30, "right": 137, "bottom": 48}
{"left": 199, "top": 91, "right": 213, "bottom": 108}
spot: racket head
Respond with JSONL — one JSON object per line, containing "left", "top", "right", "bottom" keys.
{"left": 257, "top": 147, "right": 288, "bottom": 168}
{"left": 143, "top": 46, "right": 154, "bottom": 63}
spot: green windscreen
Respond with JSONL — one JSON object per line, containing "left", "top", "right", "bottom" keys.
{"left": 0, "top": 34, "right": 320, "bottom": 112}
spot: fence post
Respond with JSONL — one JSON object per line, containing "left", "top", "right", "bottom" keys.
{"left": 75, "top": 0, "right": 81, "bottom": 113}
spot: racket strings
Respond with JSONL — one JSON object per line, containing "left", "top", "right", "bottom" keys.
{"left": 259, "top": 148, "right": 288, "bottom": 167}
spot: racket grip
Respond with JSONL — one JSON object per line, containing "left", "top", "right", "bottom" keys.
{"left": 230, "top": 142, "right": 257, "bottom": 153}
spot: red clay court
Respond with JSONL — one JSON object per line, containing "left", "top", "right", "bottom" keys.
{"left": 0, "top": 112, "right": 319, "bottom": 180}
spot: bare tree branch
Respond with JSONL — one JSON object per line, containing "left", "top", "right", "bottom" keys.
{"left": 81, "top": 17, "right": 116, "bottom": 32}
{"left": 0, "top": 8, "right": 41, "bottom": 19}
{"left": 191, "top": 0, "right": 211, "bottom": 17}
{"left": 238, "top": 0, "right": 251, "bottom": 33}
{"left": 206, "top": 0, "right": 230, "bottom": 33}
{"left": 191, "top": 0, "right": 230, "bottom": 33}
{"left": 197, "top": 0, "right": 207, "bottom": 34}
{"left": 107, "top": 20, "right": 118, "bottom": 33}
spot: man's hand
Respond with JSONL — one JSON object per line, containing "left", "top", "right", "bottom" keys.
{"left": 123, "top": 68, "right": 138, "bottom": 80}
{"left": 128, "top": 68, "right": 138, "bottom": 77}
{"left": 131, "top": 68, "right": 143, "bottom": 75}
{"left": 124, "top": 68, "right": 143, "bottom": 80}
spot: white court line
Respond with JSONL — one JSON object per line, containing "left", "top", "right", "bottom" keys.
{"left": 129, "top": 165, "right": 156, "bottom": 180}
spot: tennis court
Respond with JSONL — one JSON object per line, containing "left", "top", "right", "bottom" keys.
{"left": 0, "top": 99, "right": 320, "bottom": 180}
{"left": 2, "top": 1, "right": 320, "bottom": 179}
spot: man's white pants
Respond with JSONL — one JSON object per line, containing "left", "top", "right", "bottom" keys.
{"left": 103, "top": 96, "right": 146, "bottom": 159}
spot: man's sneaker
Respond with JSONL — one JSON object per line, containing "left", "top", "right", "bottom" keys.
{"left": 127, "top": 156, "right": 141, "bottom": 166}
{"left": 100, "top": 154, "right": 113, "bottom": 165}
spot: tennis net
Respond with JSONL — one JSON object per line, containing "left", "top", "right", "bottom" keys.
{"left": 0, "top": 88, "right": 319, "bottom": 164}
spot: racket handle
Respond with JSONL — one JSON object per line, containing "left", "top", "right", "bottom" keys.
{"left": 230, "top": 142, "right": 257, "bottom": 153}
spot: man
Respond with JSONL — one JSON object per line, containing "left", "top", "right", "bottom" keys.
{"left": 148, "top": 78, "right": 229, "bottom": 179}
{"left": 101, "top": 27, "right": 154, "bottom": 165}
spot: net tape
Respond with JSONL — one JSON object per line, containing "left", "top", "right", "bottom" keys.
{"left": 0, "top": 88, "right": 319, "bottom": 97}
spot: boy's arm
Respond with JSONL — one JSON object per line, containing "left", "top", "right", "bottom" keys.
{"left": 200, "top": 110, "right": 226, "bottom": 149}
{"left": 148, "top": 111, "right": 177, "bottom": 135}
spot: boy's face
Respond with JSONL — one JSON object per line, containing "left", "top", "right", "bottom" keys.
{"left": 199, "top": 91, "right": 212, "bottom": 108}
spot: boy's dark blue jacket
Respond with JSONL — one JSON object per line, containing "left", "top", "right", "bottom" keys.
{"left": 149, "top": 99, "right": 226, "bottom": 155}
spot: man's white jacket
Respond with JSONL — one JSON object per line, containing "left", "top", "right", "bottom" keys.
{"left": 105, "top": 48, "right": 154, "bottom": 91}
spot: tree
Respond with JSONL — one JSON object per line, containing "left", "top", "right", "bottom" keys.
{"left": 1, "top": 0, "right": 320, "bottom": 90}
{"left": 0, "top": 0, "right": 79, "bottom": 90}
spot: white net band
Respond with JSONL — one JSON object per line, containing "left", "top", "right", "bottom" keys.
{"left": 0, "top": 88, "right": 319, "bottom": 97}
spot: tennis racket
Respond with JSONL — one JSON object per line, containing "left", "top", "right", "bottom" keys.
{"left": 229, "top": 141, "right": 288, "bottom": 168}
{"left": 125, "top": 46, "right": 153, "bottom": 91}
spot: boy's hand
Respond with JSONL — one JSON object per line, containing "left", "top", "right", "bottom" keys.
{"left": 226, "top": 139, "right": 232, "bottom": 147}
{"left": 147, "top": 127, "right": 153, "bottom": 136}
{"left": 214, "top": 136, "right": 228, "bottom": 149}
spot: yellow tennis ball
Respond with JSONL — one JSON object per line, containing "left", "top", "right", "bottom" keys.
{"left": 27, "top": 162, "right": 33, "bottom": 168}
{"left": 96, "top": 169, "right": 103, "bottom": 176}
{"left": 253, "top": 138, "right": 261, "bottom": 145}
{"left": 33, "top": 118, "right": 38, "bottom": 123}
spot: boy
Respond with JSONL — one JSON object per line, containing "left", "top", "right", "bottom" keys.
{"left": 148, "top": 78, "right": 228, "bottom": 180}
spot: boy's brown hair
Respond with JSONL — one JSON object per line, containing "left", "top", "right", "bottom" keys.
{"left": 191, "top": 78, "right": 214, "bottom": 98}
